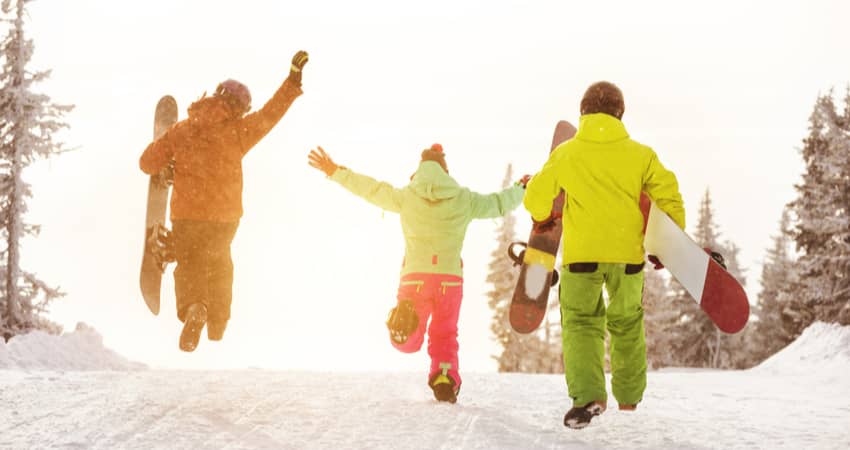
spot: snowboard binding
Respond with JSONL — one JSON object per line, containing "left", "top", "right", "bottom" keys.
{"left": 507, "top": 242, "right": 527, "bottom": 266}
{"left": 152, "top": 159, "right": 175, "bottom": 189}
{"left": 146, "top": 222, "right": 176, "bottom": 270}
{"left": 703, "top": 247, "right": 727, "bottom": 270}
{"left": 507, "top": 242, "right": 559, "bottom": 287}
{"left": 386, "top": 300, "right": 419, "bottom": 345}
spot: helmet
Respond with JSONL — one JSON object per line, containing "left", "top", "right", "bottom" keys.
{"left": 214, "top": 79, "right": 251, "bottom": 115}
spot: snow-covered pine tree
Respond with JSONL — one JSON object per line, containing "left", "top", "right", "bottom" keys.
{"left": 487, "top": 165, "right": 562, "bottom": 373}
{"left": 0, "top": 0, "right": 71, "bottom": 340}
{"left": 788, "top": 90, "right": 850, "bottom": 325}
{"left": 750, "top": 208, "right": 801, "bottom": 363}
{"left": 663, "top": 189, "right": 748, "bottom": 368}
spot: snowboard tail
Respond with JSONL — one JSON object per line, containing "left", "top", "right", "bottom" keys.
{"left": 139, "top": 95, "right": 178, "bottom": 315}
{"left": 509, "top": 120, "right": 576, "bottom": 334}
{"left": 644, "top": 201, "right": 749, "bottom": 333}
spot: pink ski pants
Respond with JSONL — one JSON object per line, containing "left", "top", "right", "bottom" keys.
{"left": 392, "top": 273, "right": 464, "bottom": 387}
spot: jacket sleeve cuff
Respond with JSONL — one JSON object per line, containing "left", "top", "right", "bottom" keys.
{"left": 329, "top": 166, "right": 348, "bottom": 182}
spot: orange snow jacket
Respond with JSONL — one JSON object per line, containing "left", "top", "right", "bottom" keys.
{"left": 140, "top": 78, "right": 303, "bottom": 222}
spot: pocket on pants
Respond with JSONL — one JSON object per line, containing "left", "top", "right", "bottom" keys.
{"left": 568, "top": 262, "right": 598, "bottom": 273}
{"left": 625, "top": 263, "right": 645, "bottom": 275}
{"left": 439, "top": 281, "right": 462, "bottom": 295}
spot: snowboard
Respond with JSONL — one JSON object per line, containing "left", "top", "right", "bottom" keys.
{"left": 507, "top": 120, "right": 576, "bottom": 334}
{"left": 139, "top": 95, "right": 178, "bottom": 315}
{"left": 643, "top": 198, "right": 750, "bottom": 333}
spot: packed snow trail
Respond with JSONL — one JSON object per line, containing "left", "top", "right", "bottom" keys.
{"left": 2, "top": 322, "right": 849, "bottom": 449}
{"left": 1, "top": 369, "right": 848, "bottom": 449}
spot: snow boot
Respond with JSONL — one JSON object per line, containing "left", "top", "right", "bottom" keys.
{"left": 386, "top": 300, "right": 419, "bottom": 345}
{"left": 207, "top": 320, "right": 227, "bottom": 341}
{"left": 429, "top": 362, "right": 459, "bottom": 404}
{"left": 180, "top": 303, "right": 207, "bottom": 352}
{"left": 563, "top": 401, "right": 606, "bottom": 429}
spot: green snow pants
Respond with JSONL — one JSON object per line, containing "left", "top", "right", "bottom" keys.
{"left": 560, "top": 262, "right": 647, "bottom": 407}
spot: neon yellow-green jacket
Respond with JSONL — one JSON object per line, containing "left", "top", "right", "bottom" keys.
{"left": 524, "top": 113, "right": 685, "bottom": 265}
{"left": 331, "top": 161, "right": 525, "bottom": 277}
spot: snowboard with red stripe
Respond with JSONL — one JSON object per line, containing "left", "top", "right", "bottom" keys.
{"left": 642, "top": 197, "right": 749, "bottom": 333}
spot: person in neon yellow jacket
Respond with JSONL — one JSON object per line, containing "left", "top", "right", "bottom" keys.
{"left": 523, "top": 81, "right": 685, "bottom": 428}
{"left": 308, "top": 144, "right": 527, "bottom": 403}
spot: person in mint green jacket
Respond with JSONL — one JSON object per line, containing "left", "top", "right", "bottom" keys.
{"left": 523, "top": 81, "right": 685, "bottom": 428}
{"left": 309, "top": 144, "right": 527, "bottom": 403}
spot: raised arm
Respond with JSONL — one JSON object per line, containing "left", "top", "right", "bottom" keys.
{"left": 238, "top": 50, "right": 309, "bottom": 154}
{"left": 308, "top": 146, "right": 404, "bottom": 213}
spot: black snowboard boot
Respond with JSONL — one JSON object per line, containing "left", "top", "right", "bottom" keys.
{"left": 180, "top": 303, "right": 207, "bottom": 352}
{"left": 428, "top": 362, "right": 459, "bottom": 404}
{"left": 563, "top": 401, "right": 606, "bottom": 429}
{"left": 386, "top": 300, "right": 419, "bottom": 345}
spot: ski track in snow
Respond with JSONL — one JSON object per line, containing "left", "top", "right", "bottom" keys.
{"left": 1, "top": 369, "right": 848, "bottom": 449}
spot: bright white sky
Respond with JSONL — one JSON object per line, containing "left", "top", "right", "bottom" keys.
{"left": 16, "top": 0, "right": 850, "bottom": 371}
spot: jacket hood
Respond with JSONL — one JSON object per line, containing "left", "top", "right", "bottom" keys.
{"left": 409, "top": 161, "right": 461, "bottom": 201}
{"left": 187, "top": 96, "right": 237, "bottom": 127}
{"left": 576, "top": 113, "right": 630, "bottom": 144}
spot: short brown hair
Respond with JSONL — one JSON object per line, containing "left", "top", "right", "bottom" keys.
{"left": 580, "top": 81, "right": 625, "bottom": 119}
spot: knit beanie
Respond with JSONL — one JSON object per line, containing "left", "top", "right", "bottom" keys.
{"left": 420, "top": 143, "right": 448, "bottom": 173}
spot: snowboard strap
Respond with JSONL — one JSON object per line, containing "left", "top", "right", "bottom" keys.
{"left": 523, "top": 247, "right": 556, "bottom": 271}
{"left": 507, "top": 242, "right": 527, "bottom": 266}
{"left": 146, "top": 223, "right": 176, "bottom": 271}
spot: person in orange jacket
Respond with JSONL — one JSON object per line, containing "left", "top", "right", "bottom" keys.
{"left": 139, "top": 50, "right": 309, "bottom": 352}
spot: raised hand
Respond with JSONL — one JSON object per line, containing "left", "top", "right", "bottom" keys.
{"left": 308, "top": 146, "right": 339, "bottom": 177}
{"left": 289, "top": 50, "right": 309, "bottom": 83}
{"left": 516, "top": 174, "right": 531, "bottom": 189}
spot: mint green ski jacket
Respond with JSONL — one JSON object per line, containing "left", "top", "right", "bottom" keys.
{"left": 330, "top": 161, "right": 524, "bottom": 277}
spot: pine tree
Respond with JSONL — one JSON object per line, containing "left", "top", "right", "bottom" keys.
{"left": 487, "top": 165, "right": 562, "bottom": 373}
{"left": 750, "top": 208, "right": 802, "bottom": 363}
{"left": 0, "top": 0, "right": 72, "bottom": 340}
{"left": 788, "top": 90, "right": 850, "bottom": 325}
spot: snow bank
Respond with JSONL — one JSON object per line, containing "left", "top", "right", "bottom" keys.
{"left": 753, "top": 321, "right": 850, "bottom": 378}
{"left": 0, "top": 322, "right": 145, "bottom": 371}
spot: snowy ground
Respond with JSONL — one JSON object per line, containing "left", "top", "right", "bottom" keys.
{"left": 1, "top": 323, "right": 849, "bottom": 450}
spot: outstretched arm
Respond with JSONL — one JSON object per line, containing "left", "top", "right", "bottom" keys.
{"left": 238, "top": 50, "right": 309, "bottom": 154}
{"left": 469, "top": 175, "right": 529, "bottom": 219}
{"left": 308, "top": 146, "right": 404, "bottom": 213}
